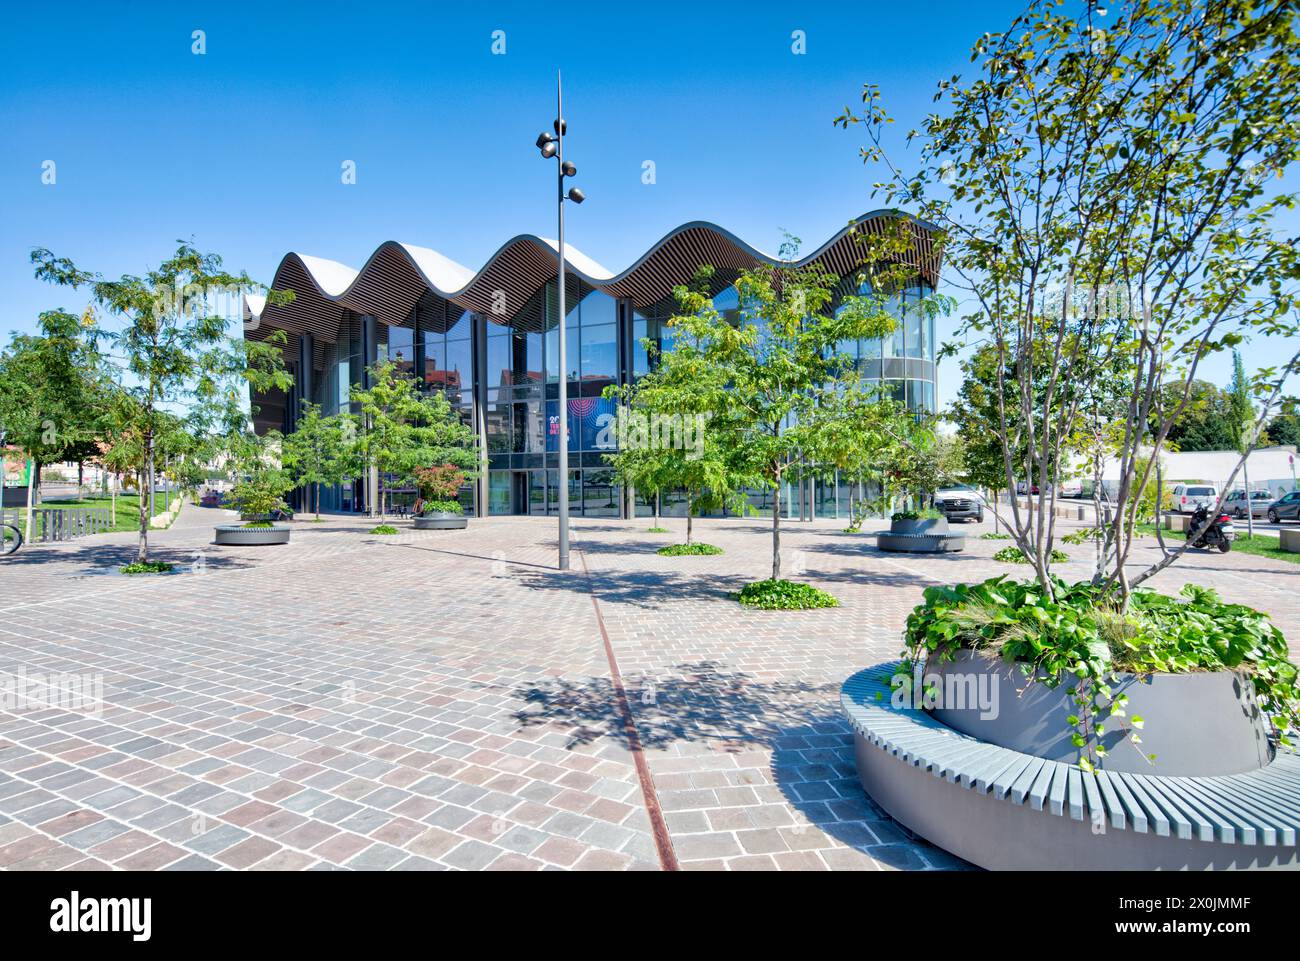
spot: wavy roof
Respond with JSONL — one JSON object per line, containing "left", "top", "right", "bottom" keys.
{"left": 243, "top": 210, "right": 938, "bottom": 344}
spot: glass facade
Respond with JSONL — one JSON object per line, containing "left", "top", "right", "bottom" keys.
{"left": 272, "top": 264, "right": 937, "bottom": 521}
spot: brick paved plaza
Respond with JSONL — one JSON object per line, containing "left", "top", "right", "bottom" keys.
{"left": 1, "top": 503, "right": 1297, "bottom": 871}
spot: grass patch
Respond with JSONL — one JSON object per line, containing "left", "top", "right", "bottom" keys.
{"left": 41, "top": 494, "right": 143, "bottom": 533}
{"left": 119, "top": 560, "right": 173, "bottom": 575}
{"left": 736, "top": 579, "right": 839, "bottom": 610}
{"left": 993, "top": 545, "right": 1069, "bottom": 564}
{"left": 1136, "top": 522, "right": 1300, "bottom": 564}
{"left": 657, "top": 542, "right": 723, "bottom": 556}
{"left": 369, "top": 524, "right": 399, "bottom": 535}
{"left": 979, "top": 532, "right": 1011, "bottom": 540}
{"left": 646, "top": 526, "right": 670, "bottom": 533}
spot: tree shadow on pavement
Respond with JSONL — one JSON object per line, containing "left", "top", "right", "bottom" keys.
{"left": 506, "top": 660, "right": 973, "bottom": 869}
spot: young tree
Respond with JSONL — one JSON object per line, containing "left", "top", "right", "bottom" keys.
{"left": 349, "top": 360, "right": 476, "bottom": 521}
{"left": 32, "top": 243, "right": 293, "bottom": 562}
{"left": 658, "top": 250, "right": 929, "bottom": 582}
{"left": 0, "top": 309, "right": 108, "bottom": 540}
{"left": 281, "top": 402, "right": 355, "bottom": 520}
{"left": 839, "top": 0, "right": 1300, "bottom": 600}
{"left": 601, "top": 441, "right": 673, "bottom": 530}
{"left": 604, "top": 271, "right": 749, "bottom": 547}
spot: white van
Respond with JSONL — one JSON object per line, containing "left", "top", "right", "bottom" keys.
{"left": 1171, "top": 483, "right": 1219, "bottom": 514}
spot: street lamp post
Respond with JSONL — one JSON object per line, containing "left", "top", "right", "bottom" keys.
{"left": 536, "top": 71, "right": 585, "bottom": 571}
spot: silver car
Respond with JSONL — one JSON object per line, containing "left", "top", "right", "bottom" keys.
{"left": 1223, "top": 489, "right": 1273, "bottom": 519}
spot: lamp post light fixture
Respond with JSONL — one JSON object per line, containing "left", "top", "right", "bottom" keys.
{"left": 536, "top": 71, "right": 585, "bottom": 571}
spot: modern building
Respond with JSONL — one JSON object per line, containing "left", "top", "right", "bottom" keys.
{"left": 242, "top": 211, "right": 940, "bottom": 519}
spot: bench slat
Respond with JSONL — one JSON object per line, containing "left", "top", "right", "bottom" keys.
{"left": 1116, "top": 773, "right": 1173, "bottom": 837}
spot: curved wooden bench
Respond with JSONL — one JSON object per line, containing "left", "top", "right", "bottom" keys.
{"left": 842, "top": 664, "right": 1300, "bottom": 870}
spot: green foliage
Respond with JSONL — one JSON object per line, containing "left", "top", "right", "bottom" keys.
{"left": 242, "top": 521, "right": 275, "bottom": 529}
{"left": 369, "top": 524, "right": 399, "bottom": 535}
{"left": 421, "top": 499, "right": 463, "bottom": 515}
{"left": 30, "top": 242, "right": 293, "bottom": 562}
{"left": 901, "top": 576, "right": 1300, "bottom": 765}
{"left": 1266, "top": 397, "right": 1300, "bottom": 448}
{"left": 657, "top": 542, "right": 723, "bottom": 556}
{"left": 837, "top": 0, "right": 1300, "bottom": 601}
{"left": 994, "top": 546, "right": 1069, "bottom": 565}
{"left": 1061, "top": 527, "right": 1104, "bottom": 546}
{"left": 1162, "top": 380, "right": 1243, "bottom": 452}
{"left": 350, "top": 361, "right": 477, "bottom": 519}
{"left": 281, "top": 402, "right": 356, "bottom": 518}
{"left": 980, "top": 531, "right": 1011, "bottom": 540}
{"left": 737, "top": 579, "right": 840, "bottom": 611}
{"left": 119, "top": 561, "right": 173, "bottom": 575}
{"left": 227, "top": 470, "right": 293, "bottom": 519}
{"left": 647, "top": 526, "right": 670, "bottom": 533}
{"left": 892, "top": 507, "right": 944, "bottom": 522}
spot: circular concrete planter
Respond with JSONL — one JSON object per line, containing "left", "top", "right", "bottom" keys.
{"left": 878, "top": 516, "right": 966, "bottom": 553}
{"left": 925, "top": 648, "right": 1272, "bottom": 776}
{"left": 213, "top": 524, "right": 291, "bottom": 546}
{"left": 412, "top": 511, "right": 468, "bottom": 531}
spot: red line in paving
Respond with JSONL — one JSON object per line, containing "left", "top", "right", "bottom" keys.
{"left": 574, "top": 546, "right": 680, "bottom": 872}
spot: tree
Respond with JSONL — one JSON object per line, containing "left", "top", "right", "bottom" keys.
{"left": 604, "top": 269, "right": 749, "bottom": 547}
{"left": 412, "top": 464, "right": 467, "bottom": 515}
{"left": 349, "top": 360, "right": 476, "bottom": 521}
{"left": 1266, "top": 397, "right": 1300, "bottom": 449}
{"left": 1161, "top": 381, "right": 1239, "bottom": 452}
{"left": 281, "top": 402, "right": 355, "bottom": 520}
{"left": 656, "top": 249, "right": 930, "bottom": 582}
{"left": 601, "top": 441, "right": 673, "bottom": 530}
{"left": 839, "top": 0, "right": 1300, "bottom": 600}
{"left": 32, "top": 243, "right": 293, "bottom": 562}
{"left": 0, "top": 309, "right": 108, "bottom": 540}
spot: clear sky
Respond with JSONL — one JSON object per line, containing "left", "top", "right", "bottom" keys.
{"left": 2, "top": 0, "right": 1295, "bottom": 410}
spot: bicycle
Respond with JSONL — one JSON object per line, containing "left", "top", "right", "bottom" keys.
{"left": 1, "top": 523, "right": 22, "bottom": 556}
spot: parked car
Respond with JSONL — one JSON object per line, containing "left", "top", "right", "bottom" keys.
{"left": 1223, "top": 489, "right": 1273, "bottom": 519}
{"left": 1171, "top": 483, "right": 1219, "bottom": 514}
{"left": 1015, "top": 481, "right": 1041, "bottom": 495}
{"left": 1266, "top": 490, "right": 1300, "bottom": 525}
{"left": 933, "top": 483, "right": 985, "bottom": 523}
{"left": 1058, "top": 479, "right": 1083, "bottom": 498}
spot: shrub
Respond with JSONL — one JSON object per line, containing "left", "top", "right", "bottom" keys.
{"left": 657, "top": 543, "right": 723, "bottom": 556}
{"left": 414, "top": 465, "right": 466, "bottom": 513}
{"left": 227, "top": 472, "right": 292, "bottom": 519}
{"left": 369, "top": 524, "right": 399, "bottom": 535}
{"left": 979, "top": 531, "right": 1010, "bottom": 540}
{"left": 892, "top": 507, "right": 944, "bottom": 522}
{"left": 993, "top": 546, "right": 1068, "bottom": 564}
{"left": 420, "top": 499, "right": 464, "bottom": 516}
{"left": 120, "top": 561, "right": 173, "bottom": 575}
{"left": 737, "top": 579, "right": 839, "bottom": 610}
{"left": 647, "top": 526, "right": 670, "bottom": 533}
{"left": 899, "top": 576, "right": 1300, "bottom": 766}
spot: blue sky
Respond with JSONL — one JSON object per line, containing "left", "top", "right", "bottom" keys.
{"left": 1, "top": 0, "right": 1294, "bottom": 410}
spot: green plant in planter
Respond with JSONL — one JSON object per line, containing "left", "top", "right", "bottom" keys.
{"left": 897, "top": 576, "right": 1300, "bottom": 769}
{"left": 120, "top": 560, "right": 173, "bottom": 575}
{"left": 227, "top": 471, "right": 293, "bottom": 527}
{"left": 892, "top": 507, "right": 944, "bottom": 522}
{"left": 412, "top": 465, "right": 466, "bottom": 516}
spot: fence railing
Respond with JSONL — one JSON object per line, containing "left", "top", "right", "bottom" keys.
{"left": 1, "top": 507, "right": 115, "bottom": 542}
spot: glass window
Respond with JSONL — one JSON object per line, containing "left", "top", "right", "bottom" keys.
{"left": 580, "top": 323, "right": 617, "bottom": 383}
{"left": 443, "top": 339, "right": 473, "bottom": 391}
{"left": 488, "top": 471, "right": 512, "bottom": 515}
{"left": 486, "top": 333, "right": 511, "bottom": 391}
{"left": 384, "top": 323, "right": 415, "bottom": 375}
{"left": 582, "top": 468, "right": 620, "bottom": 517}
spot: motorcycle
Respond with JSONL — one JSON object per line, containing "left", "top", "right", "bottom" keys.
{"left": 1188, "top": 505, "right": 1235, "bottom": 553}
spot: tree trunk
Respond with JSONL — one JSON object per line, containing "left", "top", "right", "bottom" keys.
{"left": 654, "top": 490, "right": 660, "bottom": 530}
{"left": 315, "top": 482, "right": 321, "bottom": 521}
{"left": 136, "top": 467, "right": 149, "bottom": 563}
{"left": 772, "top": 472, "right": 782, "bottom": 581}
{"left": 686, "top": 492, "right": 694, "bottom": 546}
{"left": 23, "top": 459, "right": 36, "bottom": 544}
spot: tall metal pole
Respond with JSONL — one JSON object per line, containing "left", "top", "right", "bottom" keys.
{"left": 555, "top": 71, "right": 571, "bottom": 571}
